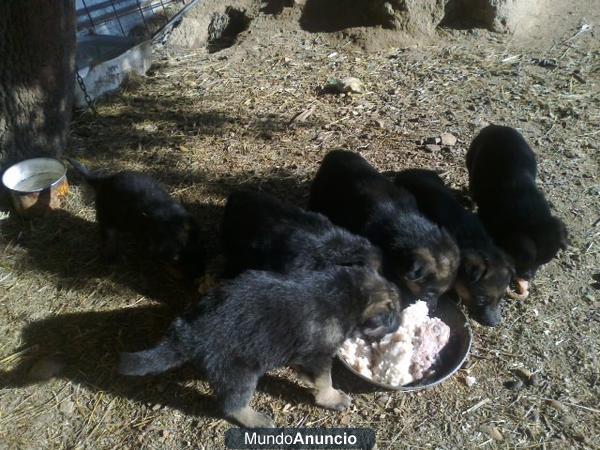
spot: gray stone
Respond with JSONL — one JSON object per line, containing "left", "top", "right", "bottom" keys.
{"left": 425, "top": 144, "right": 442, "bottom": 152}
{"left": 440, "top": 132, "right": 458, "bottom": 146}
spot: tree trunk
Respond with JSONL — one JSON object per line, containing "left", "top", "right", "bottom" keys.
{"left": 0, "top": 0, "right": 76, "bottom": 171}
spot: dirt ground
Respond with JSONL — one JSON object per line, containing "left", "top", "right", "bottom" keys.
{"left": 1, "top": 1, "right": 599, "bottom": 449}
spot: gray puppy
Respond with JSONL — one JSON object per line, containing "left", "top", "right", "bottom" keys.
{"left": 119, "top": 267, "right": 401, "bottom": 427}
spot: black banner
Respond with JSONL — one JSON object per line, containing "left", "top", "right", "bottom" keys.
{"left": 225, "top": 428, "right": 376, "bottom": 449}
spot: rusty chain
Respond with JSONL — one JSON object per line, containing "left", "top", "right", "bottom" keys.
{"left": 75, "top": 68, "right": 97, "bottom": 115}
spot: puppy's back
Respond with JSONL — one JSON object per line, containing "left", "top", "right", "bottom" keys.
{"left": 223, "top": 190, "right": 326, "bottom": 239}
{"left": 395, "top": 169, "right": 477, "bottom": 242}
{"left": 467, "top": 125, "right": 537, "bottom": 191}
{"left": 309, "top": 150, "right": 417, "bottom": 231}
{"left": 222, "top": 190, "right": 377, "bottom": 274}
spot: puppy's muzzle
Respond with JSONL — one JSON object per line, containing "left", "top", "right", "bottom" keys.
{"left": 472, "top": 304, "right": 502, "bottom": 327}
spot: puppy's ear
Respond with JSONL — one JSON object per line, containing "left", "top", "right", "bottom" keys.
{"left": 361, "top": 298, "right": 392, "bottom": 321}
{"left": 463, "top": 252, "right": 487, "bottom": 284}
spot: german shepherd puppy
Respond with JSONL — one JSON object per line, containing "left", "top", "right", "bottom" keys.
{"left": 67, "top": 159, "right": 203, "bottom": 278}
{"left": 221, "top": 190, "right": 382, "bottom": 276}
{"left": 467, "top": 126, "right": 567, "bottom": 296}
{"left": 119, "top": 267, "right": 401, "bottom": 428}
{"left": 395, "top": 169, "right": 513, "bottom": 326}
{"left": 309, "top": 150, "right": 459, "bottom": 309}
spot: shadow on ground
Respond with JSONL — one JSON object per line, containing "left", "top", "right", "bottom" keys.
{"left": 261, "top": 0, "right": 295, "bottom": 15}
{"left": 0, "top": 304, "right": 328, "bottom": 421}
{"left": 299, "top": 0, "right": 385, "bottom": 33}
{"left": 71, "top": 78, "right": 321, "bottom": 165}
{"left": 0, "top": 209, "right": 204, "bottom": 307}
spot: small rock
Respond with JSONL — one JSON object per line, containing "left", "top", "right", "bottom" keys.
{"left": 159, "top": 429, "right": 170, "bottom": 439}
{"left": 377, "top": 394, "right": 390, "bottom": 406}
{"left": 571, "top": 429, "right": 587, "bottom": 443}
{"left": 139, "top": 123, "right": 158, "bottom": 133}
{"left": 464, "top": 376, "right": 477, "bottom": 387}
{"left": 546, "top": 399, "right": 565, "bottom": 412}
{"left": 529, "top": 373, "right": 539, "bottom": 386}
{"left": 472, "top": 118, "right": 490, "bottom": 128}
{"left": 515, "top": 367, "right": 533, "bottom": 380}
{"left": 532, "top": 58, "right": 558, "bottom": 69}
{"left": 425, "top": 136, "right": 441, "bottom": 145}
{"left": 424, "top": 144, "right": 442, "bottom": 152}
{"left": 563, "top": 415, "right": 577, "bottom": 427}
{"left": 565, "top": 149, "right": 584, "bottom": 158}
{"left": 152, "top": 403, "right": 163, "bottom": 411}
{"left": 440, "top": 132, "right": 457, "bottom": 146}
{"left": 381, "top": 1, "right": 395, "bottom": 16}
{"left": 504, "top": 379, "right": 524, "bottom": 391}
{"left": 481, "top": 425, "right": 503, "bottom": 441}
{"left": 59, "top": 400, "right": 75, "bottom": 415}
{"left": 27, "top": 356, "right": 65, "bottom": 381}
{"left": 515, "top": 368, "right": 539, "bottom": 386}
{"left": 326, "top": 77, "right": 364, "bottom": 94}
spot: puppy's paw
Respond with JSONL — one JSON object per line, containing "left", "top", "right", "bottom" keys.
{"left": 315, "top": 388, "right": 352, "bottom": 411}
{"left": 229, "top": 407, "right": 274, "bottom": 428}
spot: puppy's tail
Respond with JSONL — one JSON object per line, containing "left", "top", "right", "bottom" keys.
{"left": 118, "top": 338, "right": 188, "bottom": 377}
{"left": 66, "top": 158, "right": 102, "bottom": 186}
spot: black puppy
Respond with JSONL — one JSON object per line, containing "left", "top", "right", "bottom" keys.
{"left": 68, "top": 159, "right": 203, "bottom": 278}
{"left": 309, "top": 150, "right": 460, "bottom": 309}
{"left": 119, "top": 267, "right": 401, "bottom": 428}
{"left": 221, "top": 190, "right": 382, "bottom": 276}
{"left": 395, "top": 169, "right": 513, "bottom": 326}
{"left": 467, "top": 126, "right": 567, "bottom": 297}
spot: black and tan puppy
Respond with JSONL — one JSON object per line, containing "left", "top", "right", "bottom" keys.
{"left": 467, "top": 126, "right": 567, "bottom": 298}
{"left": 119, "top": 267, "right": 401, "bottom": 428}
{"left": 395, "top": 169, "right": 513, "bottom": 326}
{"left": 309, "top": 150, "right": 460, "bottom": 309}
{"left": 221, "top": 190, "right": 382, "bottom": 276}
{"left": 68, "top": 159, "right": 203, "bottom": 278}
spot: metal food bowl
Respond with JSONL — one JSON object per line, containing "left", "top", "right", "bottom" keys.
{"left": 337, "top": 296, "right": 472, "bottom": 392}
{"left": 2, "top": 158, "right": 69, "bottom": 217}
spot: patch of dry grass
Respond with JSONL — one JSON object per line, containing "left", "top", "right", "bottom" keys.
{"left": 1, "top": 8, "right": 599, "bottom": 449}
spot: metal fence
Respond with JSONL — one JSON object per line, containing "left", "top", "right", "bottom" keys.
{"left": 76, "top": 0, "right": 188, "bottom": 36}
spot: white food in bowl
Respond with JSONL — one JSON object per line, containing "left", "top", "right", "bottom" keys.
{"left": 339, "top": 301, "right": 450, "bottom": 386}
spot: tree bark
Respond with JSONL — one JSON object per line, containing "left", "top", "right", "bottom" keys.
{"left": 0, "top": 0, "right": 76, "bottom": 171}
